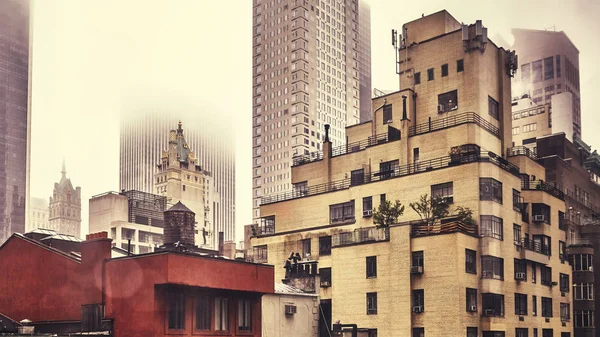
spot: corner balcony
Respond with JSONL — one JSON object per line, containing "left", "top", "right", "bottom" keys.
{"left": 410, "top": 217, "right": 478, "bottom": 238}
{"left": 521, "top": 180, "right": 565, "bottom": 201}
{"left": 263, "top": 149, "right": 520, "bottom": 205}
{"left": 520, "top": 238, "right": 551, "bottom": 265}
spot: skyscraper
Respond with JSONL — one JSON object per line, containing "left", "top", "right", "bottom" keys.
{"left": 511, "top": 28, "right": 581, "bottom": 141}
{"left": 0, "top": 0, "right": 31, "bottom": 243}
{"left": 120, "top": 110, "right": 235, "bottom": 242}
{"left": 251, "top": 0, "right": 371, "bottom": 222}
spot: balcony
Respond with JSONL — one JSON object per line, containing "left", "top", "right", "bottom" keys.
{"left": 521, "top": 180, "right": 565, "bottom": 201}
{"left": 408, "top": 112, "right": 500, "bottom": 138}
{"left": 521, "top": 238, "right": 551, "bottom": 265}
{"left": 507, "top": 146, "right": 538, "bottom": 161}
{"left": 332, "top": 226, "right": 389, "bottom": 248}
{"left": 263, "top": 149, "right": 521, "bottom": 205}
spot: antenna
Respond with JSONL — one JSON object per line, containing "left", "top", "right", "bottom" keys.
{"left": 391, "top": 29, "right": 397, "bottom": 48}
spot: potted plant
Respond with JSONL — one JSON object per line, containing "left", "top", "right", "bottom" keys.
{"left": 449, "top": 146, "right": 462, "bottom": 165}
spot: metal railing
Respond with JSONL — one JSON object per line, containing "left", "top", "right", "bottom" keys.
{"left": 521, "top": 180, "right": 565, "bottom": 201}
{"left": 332, "top": 226, "right": 390, "bottom": 247}
{"left": 522, "top": 238, "right": 551, "bottom": 256}
{"left": 263, "top": 149, "right": 521, "bottom": 204}
{"left": 293, "top": 151, "right": 323, "bottom": 166}
{"left": 408, "top": 112, "right": 500, "bottom": 138}
{"left": 410, "top": 219, "right": 478, "bottom": 237}
{"left": 507, "top": 146, "right": 538, "bottom": 161}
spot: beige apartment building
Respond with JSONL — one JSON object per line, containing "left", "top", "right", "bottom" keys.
{"left": 251, "top": 0, "right": 371, "bottom": 223}
{"left": 251, "top": 11, "right": 573, "bottom": 337}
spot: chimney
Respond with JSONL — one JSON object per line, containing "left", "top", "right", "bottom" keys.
{"left": 323, "top": 124, "right": 332, "bottom": 158}
{"left": 80, "top": 232, "right": 112, "bottom": 305}
{"left": 218, "top": 232, "right": 224, "bottom": 256}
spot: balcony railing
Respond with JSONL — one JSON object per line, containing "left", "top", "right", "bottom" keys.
{"left": 332, "top": 226, "right": 389, "bottom": 248}
{"left": 507, "top": 146, "right": 538, "bottom": 161}
{"left": 263, "top": 149, "right": 520, "bottom": 204}
{"left": 522, "top": 238, "right": 551, "bottom": 256}
{"left": 293, "top": 151, "right": 323, "bottom": 166}
{"left": 410, "top": 219, "right": 478, "bottom": 238}
{"left": 408, "top": 112, "right": 500, "bottom": 138}
{"left": 521, "top": 180, "right": 565, "bottom": 201}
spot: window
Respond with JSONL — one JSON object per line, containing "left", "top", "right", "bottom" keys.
{"left": 442, "top": 64, "right": 449, "bottom": 77}
{"left": 532, "top": 235, "right": 552, "bottom": 256}
{"left": 457, "top": 59, "right": 464, "bottom": 73}
{"left": 512, "top": 126, "right": 520, "bottom": 135}
{"left": 541, "top": 266, "right": 552, "bottom": 286}
{"left": 482, "top": 293, "right": 504, "bottom": 316}
{"left": 369, "top": 329, "right": 378, "bottom": 337}
{"left": 167, "top": 288, "right": 185, "bottom": 330}
{"left": 413, "top": 289, "right": 424, "bottom": 310}
{"left": 488, "top": 96, "right": 499, "bottom": 120}
{"left": 379, "top": 160, "right": 398, "bottom": 179}
{"left": 559, "top": 211, "right": 566, "bottom": 230}
{"left": 542, "top": 330, "right": 553, "bottom": 337}
{"left": 412, "top": 251, "right": 424, "bottom": 268}
{"left": 427, "top": 68, "right": 434, "bottom": 81}
{"left": 556, "top": 55, "right": 561, "bottom": 78}
{"left": 481, "top": 256, "right": 504, "bottom": 280}
{"left": 515, "top": 293, "right": 528, "bottom": 315}
{"left": 465, "top": 249, "right": 476, "bottom": 274}
{"left": 533, "top": 295, "right": 537, "bottom": 316}
{"left": 366, "top": 256, "right": 377, "bottom": 278}
{"left": 522, "top": 123, "right": 538, "bottom": 133}
{"left": 533, "top": 329, "right": 538, "bottom": 337}
{"left": 319, "top": 236, "right": 332, "bottom": 256}
{"left": 513, "top": 224, "right": 522, "bottom": 246}
{"left": 574, "top": 310, "right": 594, "bottom": 327}
{"left": 380, "top": 194, "right": 386, "bottom": 205}
{"left": 480, "top": 178, "right": 502, "bottom": 203}
{"left": 366, "top": 293, "right": 377, "bottom": 314}
{"left": 560, "top": 303, "right": 570, "bottom": 321}
{"left": 516, "top": 329, "right": 528, "bottom": 337}
{"left": 513, "top": 189, "right": 522, "bottom": 211}
{"left": 481, "top": 215, "right": 503, "bottom": 240}
{"left": 466, "top": 288, "right": 477, "bottom": 311}
{"left": 320, "top": 267, "right": 331, "bottom": 287}
{"left": 544, "top": 57, "right": 554, "bottom": 80}
{"left": 413, "top": 328, "right": 424, "bottom": 337}
{"left": 559, "top": 273, "right": 569, "bottom": 293}
{"left": 301, "top": 238, "right": 311, "bottom": 258}
{"left": 522, "top": 63, "right": 531, "bottom": 82}
{"left": 532, "top": 263, "right": 537, "bottom": 283}
{"left": 351, "top": 169, "right": 365, "bottom": 186}
{"left": 238, "top": 299, "right": 252, "bottom": 332}
{"left": 363, "top": 196, "right": 373, "bottom": 214}
{"left": 573, "top": 284, "right": 594, "bottom": 300}
{"left": 483, "top": 332, "right": 505, "bottom": 337}
{"left": 571, "top": 254, "right": 594, "bottom": 271}
{"left": 195, "top": 296, "right": 211, "bottom": 331}
{"left": 214, "top": 297, "right": 229, "bottom": 331}
{"left": 414, "top": 72, "right": 421, "bottom": 85}
{"left": 330, "top": 201, "right": 355, "bottom": 223}
{"left": 532, "top": 60, "right": 543, "bottom": 82}
{"left": 383, "top": 105, "right": 392, "bottom": 123}
{"left": 514, "top": 259, "right": 527, "bottom": 280}
{"left": 541, "top": 297, "right": 552, "bottom": 317}
{"left": 438, "top": 90, "right": 458, "bottom": 113}
{"left": 253, "top": 245, "right": 268, "bottom": 263}
{"left": 431, "top": 182, "right": 453, "bottom": 204}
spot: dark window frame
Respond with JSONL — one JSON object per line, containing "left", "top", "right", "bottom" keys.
{"left": 413, "top": 289, "right": 424, "bottom": 309}
{"left": 366, "top": 256, "right": 377, "bottom": 278}
{"left": 412, "top": 251, "right": 424, "bottom": 268}
{"left": 383, "top": 105, "right": 393, "bottom": 123}
{"left": 457, "top": 59, "right": 464, "bottom": 73}
{"left": 237, "top": 299, "right": 253, "bottom": 332}
{"left": 481, "top": 215, "right": 503, "bottom": 240}
{"left": 515, "top": 293, "right": 528, "bottom": 315}
{"left": 541, "top": 297, "right": 553, "bottom": 317}
{"left": 167, "top": 288, "right": 186, "bottom": 330}
{"left": 480, "top": 178, "right": 503, "bottom": 204}
{"left": 482, "top": 293, "right": 505, "bottom": 317}
{"left": 319, "top": 236, "right": 332, "bottom": 256}
{"left": 366, "top": 292, "right": 378, "bottom": 315}
{"left": 329, "top": 201, "right": 355, "bottom": 224}
{"left": 488, "top": 96, "right": 499, "bottom": 120}
{"left": 431, "top": 182, "right": 454, "bottom": 204}
{"left": 465, "top": 249, "right": 477, "bottom": 274}
{"left": 438, "top": 90, "right": 458, "bottom": 113}
{"left": 427, "top": 68, "right": 434, "bottom": 81}
{"left": 194, "top": 295, "right": 211, "bottom": 331}
{"left": 466, "top": 288, "right": 477, "bottom": 311}
{"left": 414, "top": 72, "right": 421, "bottom": 85}
{"left": 481, "top": 255, "right": 504, "bottom": 280}
{"left": 442, "top": 64, "right": 449, "bottom": 77}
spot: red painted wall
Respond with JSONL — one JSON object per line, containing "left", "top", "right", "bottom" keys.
{"left": 0, "top": 235, "right": 111, "bottom": 322}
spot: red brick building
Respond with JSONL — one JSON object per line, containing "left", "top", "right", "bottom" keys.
{"left": 0, "top": 232, "right": 274, "bottom": 337}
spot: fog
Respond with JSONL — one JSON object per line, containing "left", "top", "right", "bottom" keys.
{"left": 29, "top": 0, "right": 600, "bottom": 241}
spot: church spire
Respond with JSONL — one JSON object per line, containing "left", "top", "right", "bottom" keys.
{"left": 61, "top": 158, "right": 66, "bottom": 179}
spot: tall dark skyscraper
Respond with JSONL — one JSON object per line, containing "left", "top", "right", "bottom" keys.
{"left": 0, "top": 0, "right": 31, "bottom": 243}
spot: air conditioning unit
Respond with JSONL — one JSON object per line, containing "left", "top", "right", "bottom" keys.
{"left": 533, "top": 215, "right": 545, "bottom": 222}
{"left": 484, "top": 309, "right": 495, "bottom": 316}
{"left": 410, "top": 266, "right": 424, "bottom": 274}
{"left": 515, "top": 272, "right": 526, "bottom": 280}
{"left": 320, "top": 281, "right": 331, "bottom": 288}
{"left": 482, "top": 271, "right": 492, "bottom": 278}
{"left": 551, "top": 281, "right": 558, "bottom": 286}
{"left": 413, "top": 306, "right": 423, "bottom": 313}
{"left": 438, "top": 104, "right": 445, "bottom": 113}
{"left": 386, "top": 119, "right": 393, "bottom": 124}
{"left": 363, "top": 210, "right": 373, "bottom": 217}
{"left": 468, "top": 305, "right": 477, "bottom": 312}
{"left": 285, "top": 305, "right": 297, "bottom": 315}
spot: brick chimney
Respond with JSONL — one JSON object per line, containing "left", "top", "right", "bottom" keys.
{"left": 80, "top": 232, "right": 112, "bottom": 305}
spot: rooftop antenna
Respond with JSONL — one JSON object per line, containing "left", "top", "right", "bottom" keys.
{"left": 544, "top": 25, "right": 556, "bottom": 32}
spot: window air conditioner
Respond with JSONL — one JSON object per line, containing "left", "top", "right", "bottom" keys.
{"left": 363, "top": 210, "right": 373, "bottom": 217}
{"left": 410, "top": 266, "right": 424, "bottom": 274}
{"left": 438, "top": 104, "right": 445, "bottom": 113}
{"left": 533, "top": 215, "right": 545, "bottom": 222}
{"left": 285, "top": 305, "right": 297, "bottom": 315}
{"left": 515, "top": 272, "right": 526, "bottom": 280}
{"left": 412, "top": 306, "right": 423, "bottom": 313}
{"left": 468, "top": 305, "right": 477, "bottom": 312}
{"left": 484, "top": 309, "right": 495, "bottom": 316}
{"left": 482, "top": 271, "right": 492, "bottom": 278}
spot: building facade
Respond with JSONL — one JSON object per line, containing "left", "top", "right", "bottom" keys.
{"left": 48, "top": 161, "right": 82, "bottom": 238}
{"left": 251, "top": 11, "right": 574, "bottom": 337}
{"left": 511, "top": 28, "right": 581, "bottom": 141}
{"left": 0, "top": 0, "right": 31, "bottom": 244}
{"left": 251, "top": 0, "right": 371, "bottom": 222}
{"left": 120, "top": 110, "right": 235, "bottom": 242}
{"left": 89, "top": 190, "right": 167, "bottom": 254}
{"left": 27, "top": 197, "right": 49, "bottom": 232}
{"left": 155, "top": 122, "right": 215, "bottom": 248}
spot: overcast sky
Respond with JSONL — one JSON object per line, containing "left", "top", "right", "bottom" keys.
{"left": 29, "top": 0, "right": 600, "bottom": 242}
